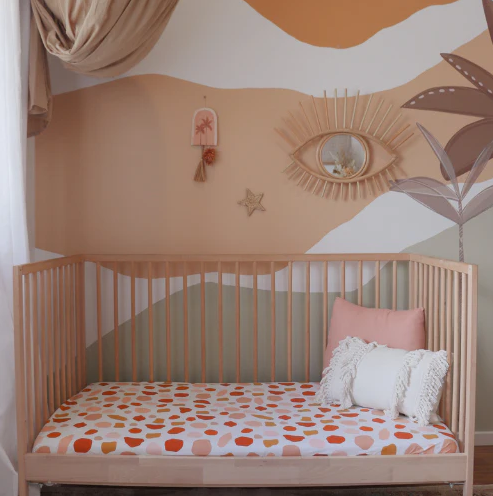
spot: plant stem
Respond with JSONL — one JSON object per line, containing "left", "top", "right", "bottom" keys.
{"left": 459, "top": 223, "right": 464, "bottom": 263}
{"left": 458, "top": 198, "right": 464, "bottom": 263}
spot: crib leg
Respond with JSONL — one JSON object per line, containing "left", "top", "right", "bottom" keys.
{"left": 18, "top": 478, "right": 28, "bottom": 496}
{"left": 462, "top": 477, "right": 473, "bottom": 496}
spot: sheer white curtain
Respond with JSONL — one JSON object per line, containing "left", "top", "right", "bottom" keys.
{"left": 0, "top": 0, "right": 31, "bottom": 495}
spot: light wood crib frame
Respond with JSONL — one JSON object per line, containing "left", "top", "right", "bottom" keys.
{"left": 13, "top": 253, "right": 477, "bottom": 495}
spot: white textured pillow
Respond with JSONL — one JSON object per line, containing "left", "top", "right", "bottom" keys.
{"left": 315, "top": 336, "right": 449, "bottom": 426}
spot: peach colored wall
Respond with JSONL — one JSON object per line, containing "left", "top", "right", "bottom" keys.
{"left": 35, "top": 31, "right": 493, "bottom": 257}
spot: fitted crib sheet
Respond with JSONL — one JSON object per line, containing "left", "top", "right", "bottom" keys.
{"left": 33, "top": 381, "right": 458, "bottom": 457}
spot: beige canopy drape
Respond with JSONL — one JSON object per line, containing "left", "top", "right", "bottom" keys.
{"left": 28, "top": 0, "right": 179, "bottom": 137}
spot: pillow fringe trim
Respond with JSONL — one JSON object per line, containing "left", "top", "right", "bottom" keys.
{"left": 316, "top": 337, "right": 377, "bottom": 408}
{"left": 339, "top": 339, "right": 378, "bottom": 409}
{"left": 384, "top": 350, "right": 425, "bottom": 420}
{"left": 409, "top": 350, "right": 449, "bottom": 427}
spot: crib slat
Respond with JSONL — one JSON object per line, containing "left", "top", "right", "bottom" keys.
{"left": 408, "top": 261, "right": 414, "bottom": 309}
{"left": 166, "top": 261, "right": 171, "bottom": 382}
{"left": 47, "top": 270, "right": 54, "bottom": 414}
{"left": 375, "top": 261, "right": 380, "bottom": 309}
{"left": 253, "top": 261, "right": 258, "bottom": 382}
{"left": 439, "top": 267, "right": 446, "bottom": 418}
{"left": 392, "top": 261, "right": 397, "bottom": 310}
{"left": 445, "top": 269, "right": 453, "bottom": 426}
{"left": 427, "top": 265, "right": 433, "bottom": 350}
{"left": 433, "top": 266, "right": 439, "bottom": 352}
{"left": 413, "top": 262, "right": 418, "bottom": 308}
{"left": 183, "top": 262, "right": 189, "bottom": 382}
{"left": 270, "top": 262, "right": 276, "bottom": 382}
{"left": 38, "top": 272, "right": 47, "bottom": 425}
{"left": 423, "top": 265, "right": 429, "bottom": 348}
{"left": 114, "top": 263, "right": 119, "bottom": 382}
{"left": 235, "top": 262, "right": 241, "bottom": 383}
{"left": 71, "top": 264, "right": 77, "bottom": 394}
{"left": 148, "top": 263, "right": 154, "bottom": 382}
{"left": 201, "top": 262, "right": 206, "bottom": 383}
{"left": 80, "top": 263, "right": 86, "bottom": 388}
{"left": 305, "top": 262, "right": 310, "bottom": 382}
{"left": 287, "top": 261, "right": 293, "bottom": 381}
{"left": 459, "top": 273, "right": 467, "bottom": 448}
{"left": 13, "top": 267, "right": 27, "bottom": 459}
{"left": 59, "top": 267, "right": 66, "bottom": 403}
{"left": 96, "top": 262, "right": 103, "bottom": 382}
{"left": 341, "top": 261, "right": 346, "bottom": 299}
{"left": 24, "top": 275, "right": 33, "bottom": 447}
{"left": 32, "top": 273, "right": 41, "bottom": 435}
{"left": 419, "top": 263, "right": 424, "bottom": 308}
{"left": 452, "top": 271, "right": 460, "bottom": 435}
{"left": 358, "top": 261, "right": 363, "bottom": 306}
{"left": 75, "top": 264, "right": 81, "bottom": 391}
{"left": 54, "top": 269, "right": 60, "bottom": 408}
{"left": 218, "top": 262, "right": 223, "bottom": 383}
{"left": 323, "top": 261, "right": 328, "bottom": 352}
{"left": 70, "top": 264, "right": 76, "bottom": 394}
{"left": 66, "top": 265, "right": 72, "bottom": 397}
{"left": 39, "top": 271, "right": 48, "bottom": 422}
{"left": 131, "top": 262, "right": 136, "bottom": 382}
{"left": 440, "top": 268, "right": 446, "bottom": 351}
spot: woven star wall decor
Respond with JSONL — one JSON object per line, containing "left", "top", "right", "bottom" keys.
{"left": 238, "top": 189, "right": 266, "bottom": 216}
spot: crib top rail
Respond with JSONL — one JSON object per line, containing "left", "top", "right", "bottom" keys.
{"left": 16, "top": 253, "right": 474, "bottom": 274}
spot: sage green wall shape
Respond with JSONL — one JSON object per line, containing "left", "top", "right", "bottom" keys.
{"left": 404, "top": 208, "right": 493, "bottom": 431}
{"left": 85, "top": 261, "right": 410, "bottom": 385}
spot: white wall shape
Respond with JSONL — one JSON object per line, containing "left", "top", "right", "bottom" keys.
{"left": 49, "top": 0, "right": 486, "bottom": 96}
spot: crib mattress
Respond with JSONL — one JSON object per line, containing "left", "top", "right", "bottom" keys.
{"left": 33, "top": 381, "right": 458, "bottom": 457}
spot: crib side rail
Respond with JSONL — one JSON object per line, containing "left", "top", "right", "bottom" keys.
{"left": 85, "top": 254, "right": 418, "bottom": 387}
{"left": 14, "top": 256, "right": 86, "bottom": 459}
{"left": 409, "top": 255, "right": 477, "bottom": 453}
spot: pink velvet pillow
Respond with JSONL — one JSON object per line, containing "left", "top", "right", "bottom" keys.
{"left": 323, "top": 297, "right": 425, "bottom": 369}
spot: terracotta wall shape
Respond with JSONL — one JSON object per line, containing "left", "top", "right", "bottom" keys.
{"left": 244, "top": 0, "right": 457, "bottom": 48}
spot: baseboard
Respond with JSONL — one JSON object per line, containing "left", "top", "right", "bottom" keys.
{"left": 475, "top": 431, "right": 493, "bottom": 446}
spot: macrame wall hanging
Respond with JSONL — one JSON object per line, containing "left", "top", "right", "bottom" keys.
{"left": 192, "top": 101, "right": 218, "bottom": 182}
{"left": 275, "top": 89, "right": 415, "bottom": 200}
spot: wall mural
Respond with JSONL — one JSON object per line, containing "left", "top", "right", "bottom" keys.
{"left": 277, "top": 90, "right": 414, "bottom": 201}
{"left": 34, "top": 0, "right": 493, "bottom": 430}
{"left": 403, "top": 0, "right": 493, "bottom": 179}
{"left": 243, "top": 0, "right": 458, "bottom": 48}
{"left": 396, "top": 0, "right": 493, "bottom": 262}
{"left": 391, "top": 124, "right": 493, "bottom": 261}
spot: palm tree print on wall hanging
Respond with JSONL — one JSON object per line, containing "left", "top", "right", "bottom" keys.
{"left": 191, "top": 107, "right": 218, "bottom": 182}
{"left": 401, "top": 0, "right": 493, "bottom": 180}
{"left": 390, "top": 124, "right": 493, "bottom": 262}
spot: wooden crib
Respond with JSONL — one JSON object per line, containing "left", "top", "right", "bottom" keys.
{"left": 13, "top": 253, "right": 477, "bottom": 495}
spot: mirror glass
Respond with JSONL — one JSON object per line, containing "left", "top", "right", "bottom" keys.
{"left": 318, "top": 133, "right": 368, "bottom": 179}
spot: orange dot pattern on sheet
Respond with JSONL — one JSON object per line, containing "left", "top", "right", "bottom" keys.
{"left": 32, "top": 382, "right": 458, "bottom": 457}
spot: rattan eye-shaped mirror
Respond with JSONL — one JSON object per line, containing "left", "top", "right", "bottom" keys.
{"left": 275, "top": 89, "right": 415, "bottom": 201}
{"left": 317, "top": 132, "right": 369, "bottom": 179}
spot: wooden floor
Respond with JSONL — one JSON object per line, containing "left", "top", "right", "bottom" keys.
{"left": 475, "top": 446, "right": 493, "bottom": 485}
